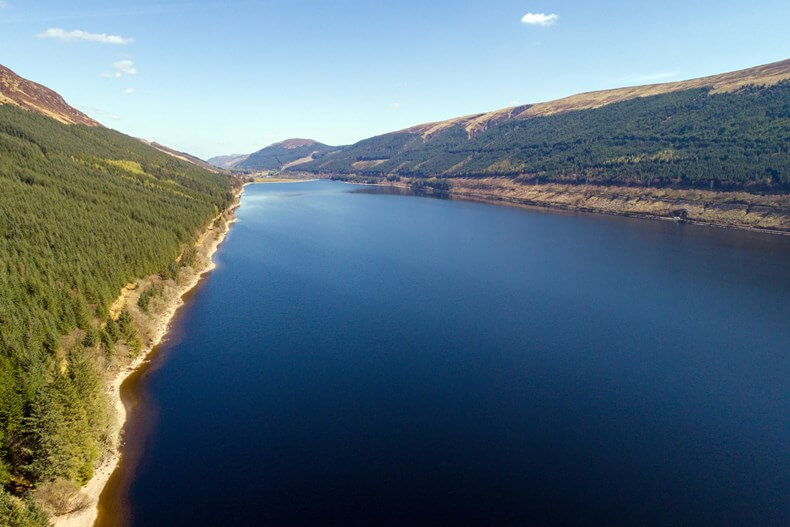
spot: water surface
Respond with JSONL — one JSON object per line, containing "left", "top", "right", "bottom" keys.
{"left": 102, "top": 180, "right": 790, "bottom": 526}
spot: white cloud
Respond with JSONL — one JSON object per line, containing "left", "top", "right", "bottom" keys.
{"left": 37, "top": 28, "right": 134, "bottom": 45}
{"left": 122, "top": 88, "right": 135, "bottom": 95}
{"left": 0, "top": 2, "right": 11, "bottom": 9}
{"left": 102, "top": 60, "right": 137, "bottom": 78}
{"left": 388, "top": 102, "right": 401, "bottom": 109}
{"left": 521, "top": 12, "right": 559, "bottom": 26}
{"left": 113, "top": 60, "right": 137, "bottom": 75}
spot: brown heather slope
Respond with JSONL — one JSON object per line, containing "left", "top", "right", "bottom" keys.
{"left": 274, "top": 138, "right": 323, "bottom": 149}
{"left": 0, "top": 64, "right": 100, "bottom": 126}
{"left": 402, "top": 59, "right": 790, "bottom": 139}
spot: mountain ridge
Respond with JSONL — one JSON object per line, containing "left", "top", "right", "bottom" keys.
{"left": 398, "top": 59, "right": 790, "bottom": 140}
{"left": 207, "top": 153, "right": 250, "bottom": 169}
{"left": 0, "top": 64, "right": 100, "bottom": 126}
{"left": 232, "top": 138, "right": 334, "bottom": 171}
{"left": 293, "top": 58, "right": 790, "bottom": 192}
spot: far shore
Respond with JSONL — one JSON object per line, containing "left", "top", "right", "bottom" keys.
{"left": 330, "top": 176, "right": 790, "bottom": 236}
{"left": 250, "top": 177, "right": 319, "bottom": 183}
{"left": 52, "top": 187, "right": 244, "bottom": 527}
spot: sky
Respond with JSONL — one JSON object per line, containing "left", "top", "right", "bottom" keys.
{"left": 1, "top": 1, "right": 788, "bottom": 159}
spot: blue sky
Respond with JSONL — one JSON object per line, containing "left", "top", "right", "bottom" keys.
{"left": 1, "top": 1, "right": 788, "bottom": 158}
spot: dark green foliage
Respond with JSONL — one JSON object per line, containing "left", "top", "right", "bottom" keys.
{"left": 299, "top": 84, "right": 790, "bottom": 190}
{"left": 0, "top": 104, "right": 231, "bottom": 500}
{"left": 23, "top": 375, "right": 96, "bottom": 484}
{"left": 19, "top": 352, "right": 109, "bottom": 487}
{"left": 0, "top": 490, "right": 50, "bottom": 527}
{"left": 136, "top": 284, "right": 164, "bottom": 313}
{"left": 117, "top": 310, "right": 141, "bottom": 355}
{"left": 180, "top": 246, "right": 197, "bottom": 268}
{"left": 410, "top": 177, "right": 451, "bottom": 193}
{"left": 159, "top": 260, "right": 180, "bottom": 281}
{"left": 81, "top": 327, "right": 98, "bottom": 349}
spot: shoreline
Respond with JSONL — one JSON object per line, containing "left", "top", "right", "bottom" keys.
{"left": 250, "top": 177, "right": 319, "bottom": 184}
{"left": 338, "top": 178, "right": 790, "bottom": 236}
{"left": 52, "top": 188, "right": 243, "bottom": 527}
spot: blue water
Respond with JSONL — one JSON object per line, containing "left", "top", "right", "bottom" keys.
{"left": 122, "top": 180, "right": 789, "bottom": 526}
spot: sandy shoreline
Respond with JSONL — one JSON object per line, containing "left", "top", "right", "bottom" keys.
{"left": 52, "top": 189, "right": 243, "bottom": 527}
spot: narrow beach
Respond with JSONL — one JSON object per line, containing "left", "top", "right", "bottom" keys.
{"left": 51, "top": 189, "right": 243, "bottom": 527}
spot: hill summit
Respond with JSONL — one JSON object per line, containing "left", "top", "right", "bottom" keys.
{"left": 231, "top": 138, "right": 334, "bottom": 171}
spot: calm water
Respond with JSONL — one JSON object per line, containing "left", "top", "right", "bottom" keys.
{"left": 106, "top": 180, "right": 789, "bottom": 526}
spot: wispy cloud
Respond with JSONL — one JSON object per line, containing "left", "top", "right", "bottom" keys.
{"left": 115, "top": 60, "right": 137, "bottom": 75}
{"left": 122, "top": 87, "right": 135, "bottom": 95}
{"left": 521, "top": 13, "right": 559, "bottom": 26}
{"left": 0, "top": 2, "right": 12, "bottom": 9}
{"left": 102, "top": 60, "right": 137, "bottom": 78}
{"left": 37, "top": 27, "right": 134, "bottom": 45}
{"left": 388, "top": 102, "right": 401, "bottom": 109}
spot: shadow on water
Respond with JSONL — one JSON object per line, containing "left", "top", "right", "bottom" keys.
{"left": 94, "top": 280, "right": 211, "bottom": 527}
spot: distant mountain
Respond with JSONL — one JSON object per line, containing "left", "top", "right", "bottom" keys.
{"left": 207, "top": 153, "right": 250, "bottom": 169}
{"left": 234, "top": 138, "right": 335, "bottom": 171}
{"left": 295, "top": 59, "right": 790, "bottom": 190}
{"left": 0, "top": 64, "right": 100, "bottom": 126}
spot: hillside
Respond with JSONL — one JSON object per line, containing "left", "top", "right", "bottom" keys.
{"left": 207, "top": 153, "right": 249, "bottom": 169}
{"left": 400, "top": 59, "right": 790, "bottom": 140}
{"left": 0, "top": 68, "right": 236, "bottom": 523}
{"left": 234, "top": 138, "right": 334, "bottom": 171}
{"left": 0, "top": 65, "right": 99, "bottom": 126}
{"left": 296, "top": 59, "right": 789, "bottom": 190}
{"left": 140, "top": 139, "right": 226, "bottom": 173}
{"left": 292, "top": 60, "right": 790, "bottom": 231}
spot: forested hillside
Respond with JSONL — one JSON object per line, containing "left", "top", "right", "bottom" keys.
{"left": 297, "top": 82, "right": 790, "bottom": 190}
{"left": 207, "top": 153, "right": 249, "bottom": 170}
{"left": 0, "top": 103, "right": 233, "bottom": 524}
{"left": 235, "top": 138, "right": 333, "bottom": 171}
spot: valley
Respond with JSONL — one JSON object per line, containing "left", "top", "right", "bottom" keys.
{"left": 0, "top": 45, "right": 788, "bottom": 527}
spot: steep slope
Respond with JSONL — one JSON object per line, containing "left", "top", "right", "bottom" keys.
{"left": 207, "top": 153, "right": 250, "bottom": 169}
{"left": 235, "top": 138, "right": 334, "bottom": 171}
{"left": 297, "top": 59, "right": 790, "bottom": 191}
{"left": 139, "top": 139, "right": 226, "bottom": 173}
{"left": 0, "top": 70, "right": 237, "bottom": 523}
{"left": 0, "top": 64, "right": 100, "bottom": 126}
